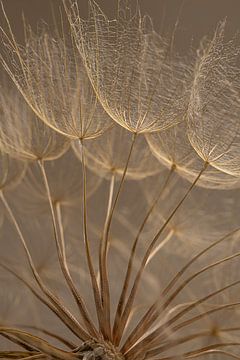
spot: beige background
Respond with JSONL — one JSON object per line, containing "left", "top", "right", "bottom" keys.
{"left": 1, "top": 0, "right": 240, "bottom": 49}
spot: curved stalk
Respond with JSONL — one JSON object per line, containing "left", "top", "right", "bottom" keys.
{"left": 79, "top": 140, "right": 105, "bottom": 336}
{"left": 115, "top": 162, "right": 208, "bottom": 346}
{"left": 99, "top": 132, "right": 137, "bottom": 339}
{"left": 113, "top": 165, "right": 175, "bottom": 341}
{"left": 38, "top": 160, "right": 99, "bottom": 339}
{"left": 121, "top": 227, "right": 240, "bottom": 353}
{"left": 0, "top": 191, "right": 89, "bottom": 341}
{"left": 0, "top": 263, "right": 85, "bottom": 340}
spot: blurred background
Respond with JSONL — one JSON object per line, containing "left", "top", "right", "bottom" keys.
{"left": 1, "top": 0, "right": 240, "bottom": 50}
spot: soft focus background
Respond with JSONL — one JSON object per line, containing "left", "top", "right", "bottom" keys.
{"left": 1, "top": 0, "right": 240, "bottom": 49}
{"left": 1, "top": 0, "right": 240, "bottom": 354}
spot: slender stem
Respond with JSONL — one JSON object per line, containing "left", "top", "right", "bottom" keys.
{"left": 113, "top": 166, "right": 175, "bottom": 341}
{"left": 14, "top": 325, "right": 76, "bottom": 350}
{"left": 38, "top": 160, "right": 98, "bottom": 339}
{"left": 99, "top": 172, "right": 115, "bottom": 311}
{"left": 163, "top": 251, "right": 240, "bottom": 310}
{"left": 0, "top": 263, "right": 85, "bottom": 341}
{"left": 116, "top": 162, "right": 208, "bottom": 346}
{"left": 0, "top": 351, "right": 39, "bottom": 359}
{"left": 146, "top": 229, "right": 174, "bottom": 265}
{"left": 0, "top": 327, "right": 76, "bottom": 360}
{"left": 79, "top": 139, "right": 105, "bottom": 336}
{"left": 146, "top": 327, "right": 240, "bottom": 358}
{"left": 99, "top": 132, "right": 137, "bottom": 339}
{"left": 155, "top": 343, "right": 240, "bottom": 360}
{"left": 100, "top": 172, "right": 115, "bottom": 260}
{"left": 0, "top": 333, "right": 34, "bottom": 351}
{"left": 121, "top": 227, "right": 240, "bottom": 353}
{"left": 18, "top": 356, "right": 46, "bottom": 360}
{"left": 131, "top": 250, "right": 240, "bottom": 352}
{"left": 172, "top": 302, "right": 240, "bottom": 334}
{"left": 55, "top": 202, "right": 67, "bottom": 264}
{"left": 146, "top": 330, "right": 211, "bottom": 358}
{"left": 0, "top": 191, "right": 89, "bottom": 341}
{"left": 127, "top": 280, "right": 240, "bottom": 358}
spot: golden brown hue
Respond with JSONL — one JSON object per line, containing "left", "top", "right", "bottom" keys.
{"left": 1, "top": 1, "right": 240, "bottom": 360}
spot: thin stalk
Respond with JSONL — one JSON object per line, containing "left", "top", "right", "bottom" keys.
{"left": 127, "top": 281, "right": 240, "bottom": 358}
{"left": 163, "top": 251, "right": 240, "bottom": 310}
{"left": 14, "top": 325, "right": 76, "bottom": 350}
{"left": 0, "top": 327, "right": 76, "bottom": 360}
{"left": 121, "top": 227, "right": 240, "bottom": 353}
{"left": 162, "top": 226, "right": 240, "bottom": 297}
{"left": 172, "top": 302, "right": 240, "bottom": 334}
{"left": 135, "top": 250, "right": 240, "bottom": 351}
{"left": 55, "top": 202, "right": 67, "bottom": 264}
{"left": 0, "top": 191, "right": 89, "bottom": 341}
{"left": 113, "top": 165, "right": 175, "bottom": 341}
{"left": 18, "top": 356, "right": 45, "bottom": 360}
{"left": 99, "top": 132, "right": 138, "bottom": 339}
{"left": 38, "top": 160, "right": 98, "bottom": 339}
{"left": 79, "top": 139, "right": 105, "bottom": 336}
{"left": 146, "top": 229, "right": 174, "bottom": 265}
{"left": 116, "top": 162, "right": 208, "bottom": 346}
{"left": 99, "top": 172, "right": 115, "bottom": 278}
{"left": 146, "top": 330, "right": 211, "bottom": 358}
{"left": 0, "top": 263, "right": 85, "bottom": 340}
{"left": 0, "top": 333, "right": 34, "bottom": 351}
{"left": 146, "top": 327, "right": 240, "bottom": 358}
{"left": 99, "top": 171, "right": 115, "bottom": 299}
{"left": 184, "top": 350, "right": 240, "bottom": 360}
{"left": 0, "top": 352, "right": 38, "bottom": 359}
{"left": 155, "top": 343, "right": 240, "bottom": 360}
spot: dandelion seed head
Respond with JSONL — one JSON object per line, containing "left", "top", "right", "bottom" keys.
{"left": 187, "top": 22, "right": 240, "bottom": 177}
{"left": 73, "top": 124, "right": 163, "bottom": 180}
{"left": 67, "top": 0, "right": 192, "bottom": 134}
{"left": 1, "top": 20, "right": 113, "bottom": 141}
{"left": 1, "top": 2, "right": 240, "bottom": 360}
{"left": 0, "top": 83, "right": 70, "bottom": 162}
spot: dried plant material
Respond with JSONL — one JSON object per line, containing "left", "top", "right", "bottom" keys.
{"left": 67, "top": 0, "right": 192, "bottom": 134}
{"left": 1, "top": 2, "right": 240, "bottom": 360}
{"left": 0, "top": 84, "right": 70, "bottom": 162}
{"left": 0, "top": 149, "right": 26, "bottom": 192}
{"left": 73, "top": 124, "right": 163, "bottom": 180}
{"left": 14, "top": 148, "right": 102, "bottom": 214}
{"left": 146, "top": 121, "right": 240, "bottom": 189}
{"left": 0, "top": 18, "right": 112, "bottom": 140}
{"left": 188, "top": 22, "right": 240, "bottom": 176}
{"left": 142, "top": 173, "right": 239, "bottom": 257}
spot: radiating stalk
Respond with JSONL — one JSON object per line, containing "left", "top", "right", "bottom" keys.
{"left": 0, "top": 327, "right": 76, "bottom": 360}
{"left": 126, "top": 281, "right": 240, "bottom": 358}
{"left": 55, "top": 202, "right": 67, "bottom": 265}
{"left": 79, "top": 139, "right": 105, "bottom": 336}
{"left": 0, "top": 192, "right": 89, "bottom": 341}
{"left": 38, "top": 159, "right": 98, "bottom": 339}
{"left": 121, "top": 227, "right": 240, "bottom": 353}
{"left": 14, "top": 325, "right": 76, "bottom": 350}
{"left": 154, "top": 343, "right": 240, "bottom": 360}
{"left": 113, "top": 165, "right": 175, "bottom": 341}
{"left": 98, "top": 132, "right": 137, "bottom": 339}
{"left": 98, "top": 172, "right": 115, "bottom": 330}
{"left": 0, "top": 263, "right": 85, "bottom": 340}
{"left": 115, "top": 162, "right": 208, "bottom": 345}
